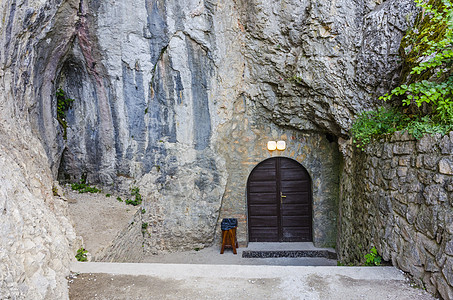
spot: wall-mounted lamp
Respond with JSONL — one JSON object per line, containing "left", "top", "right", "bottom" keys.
{"left": 267, "top": 141, "right": 286, "bottom": 151}
{"left": 267, "top": 141, "right": 277, "bottom": 151}
{"left": 276, "top": 140, "right": 286, "bottom": 151}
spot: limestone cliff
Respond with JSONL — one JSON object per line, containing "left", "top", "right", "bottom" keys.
{"left": 1, "top": 0, "right": 419, "bottom": 298}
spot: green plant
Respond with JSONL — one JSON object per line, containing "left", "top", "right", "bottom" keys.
{"left": 405, "top": 115, "right": 453, "bottom": 138}
{"left": 141, "top": 222, "right": 148, "bottom": 230}
{"left": 52, "top": 185, "right": 59, "bottom": 196}
{"left": 56, "top": 88, "right": 74, "bottom": 140}
{"left": 364, "top": 247, "right": 382, "bottom": 266}
{"left": 141, "top": 208, "right": 146, "bottom": 214}
{"left": 117, "top": 196, "right": 123, "bottom": 202}
{"left": 75, "top": 248, "right": 88, "bottom": 262}
{"left": 351, "top": 107, "right": 407, "bottom": 148}
{"left": 288, "top": 75, "right": 303, "bottom": 84}
{"left": 125, "top": 187, "right": 142, "bottom": 206}
{"left": 381, "top": 0, "right": 453, "bottom": 123}
{"left": 353, "top": 0, "right": 453, "bottom": 147}
{"left": 71, "top": 177, "right": 101, "bottom": 194}
{"left": 106, "top": 193, "right": 111, "bottom": 197}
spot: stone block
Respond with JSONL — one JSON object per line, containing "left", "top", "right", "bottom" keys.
{"left": 407, "top": 181, "right": 423, "bottom": 193}
{"left": 424, "top": 253, "right": 439, "bottom": 272}
{"left": 442, "top": 258, "right": 453, "bottom": 286}
{"left": 406, "top": 204, "right": 418, "bottom": 225}
{"left": 398, "top": 156, "right": 410, "bottom": 166}
{"left": 393, "top": 142, "right": 415, "bottom": 155}
{"left": 397, "top": 167, "right": 408, "bottom": 177}
{"left": 371, "top": 157, "right": 379, "bottom": 168}
{"left": 382, "top": 143, "right": 393, "bottom": 159}
{"left": 415, "top": 206, "right": 437, "bottom": 239}
{"left": 382, "top": 168, "right": 396, "bottom": 180}
{"left": 434, "top": 174, "right": 448, "bottom": 184}
{"left": 440, "top": 135, "right": 453, "bottom": 155}
{"left": 437, "top": 251, "right": 447, "bottom": 268}
{"left": 446, "top": 180, "right": 453, "bottom": 192}
{"left": 418, "top": 171, "right": 433, "bottom": 186}
{"left": 415, "top": 156, "right": 423, "bottom": 168}
{"left": 423, "top": 184, "right": 448, "bottom": 205}
{"left": 439, "top": 158, "right": 453, "bottom": 175}
{"left": 417, "top": 135, "right": 437, "bottom": 153}
{"left": 391, "top": 130, "right": 414, "bottom": 142}
{"left": 423, "top": 155, "right": 439, "bottom": 171}
{"left": 446, "top": 239, "right": 453, "bottom": 256}
{"left": 417, "top": 232, "right": 440, "bottom": 256}
{"left": 434, "top": 273, "right": 453, "bottom": 300}
{"left": 391, "top": 157, "right": 399, "bottom": 168}
{"left": 389, "top": 177, "right": 399, "bottom": 191}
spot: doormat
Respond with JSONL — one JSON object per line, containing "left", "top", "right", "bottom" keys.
{"left": 242, "top": 250, "right": 337, "bottom": 260}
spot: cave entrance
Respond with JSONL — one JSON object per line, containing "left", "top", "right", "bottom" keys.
{"left": 247, "top": 157, "right": 313, "bottom": 242}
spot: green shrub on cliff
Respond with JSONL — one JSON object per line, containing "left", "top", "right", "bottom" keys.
{"left": 351, "top": 108, "right": 407, "bottom": 147}
{"left": 352, "top": 0, "right": 453, "bottom": 147}
{"left": 56, "top": 88, "right": 74, "bottom": 140}
{"left": 381, "top": 0, "right": 453, "bottom": 122}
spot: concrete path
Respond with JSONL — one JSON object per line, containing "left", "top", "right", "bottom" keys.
{"left": 69, "top": 262, "right": 435, "bottom": 300}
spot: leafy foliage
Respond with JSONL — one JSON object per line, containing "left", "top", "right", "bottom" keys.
{"left": 71, "top": 176, "right": 101, "bottom": 194}
{"left": 405, "top": 115, "right": 453, "bottom": 138}
{"left": 56, "top": 88, "right": 74, "bottom": 139}
{"left": 352, "top": 0, "right": 453, "bottom": 147}
{"left": 75, "top": 248, "right": 88, "bottom": 262}
{"left": 351, "top": 107, "right": 407, "bottom": 148}
{"left": 381, "top": 0, "right": 453, "bottom": 123}
{"left": 125, "top": 187, "right": 142, "bottom": 206}
{"left": 364, "top": 247, "right": 382, "bottom": 266}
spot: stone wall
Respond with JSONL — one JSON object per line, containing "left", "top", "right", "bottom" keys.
{"left": 339, "top": 132, "right": 453, "bottom": 299}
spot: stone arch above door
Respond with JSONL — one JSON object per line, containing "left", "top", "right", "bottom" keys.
{"left": 247, "top": 157, "right": 312, "bottom": 242}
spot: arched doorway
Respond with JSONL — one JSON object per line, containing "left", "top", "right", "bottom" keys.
{"left": 247, "top": 157, "right": 312, "bottom": 242}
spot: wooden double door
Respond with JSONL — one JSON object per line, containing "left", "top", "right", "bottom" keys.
{"left": 247, "top": 157, "right": 312, "bottom": 242}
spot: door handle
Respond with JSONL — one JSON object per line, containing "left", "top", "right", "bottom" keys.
{"left": 280, "top": 192, "right": 286, "bottom": 204}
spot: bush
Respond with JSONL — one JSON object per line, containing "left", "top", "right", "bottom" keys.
{"left": 125, "top": 187, "right": 142, "bottom": 206}
{"left": 381, "top": 0, "right": 453, "bottom": 123}
{"left": 71, "top": 180, "right": 101, "bottom": 194}
{"left": 351, "top": 107, "right": 407, "bottom": 148}
{"left": 364, "top": 247, "right": 382, "bottom": 266}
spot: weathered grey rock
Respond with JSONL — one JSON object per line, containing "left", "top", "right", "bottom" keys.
{"left": 439, "top": 158, "right": 453, "bottom": 175}
{"left": 0, "top": 1, "right": 78, "bottom": 299}
{"left": 0, "top": 128, "right": 77, "bottom": 299}
{"left": 0, "top": 0, "right": 426, "bottom": 298}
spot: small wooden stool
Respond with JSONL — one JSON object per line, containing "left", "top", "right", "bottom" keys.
{"left": 220, "top": 227, "right": 238, "bottom": 254}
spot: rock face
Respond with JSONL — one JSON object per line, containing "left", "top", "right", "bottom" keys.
{"left": 0, "top": 129, "right": 77, "bottom": 299}
{"left": 1, "top": 0, "right": 423, "bottom": 298}
{"left": 31, "top": 0, "right": 415, "bottom": 252}
{"left": 0, "top": 1, "right": 78, "bottom": 299}
{"left": 339, "top": 133, "right": 453, "bottom": 299}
